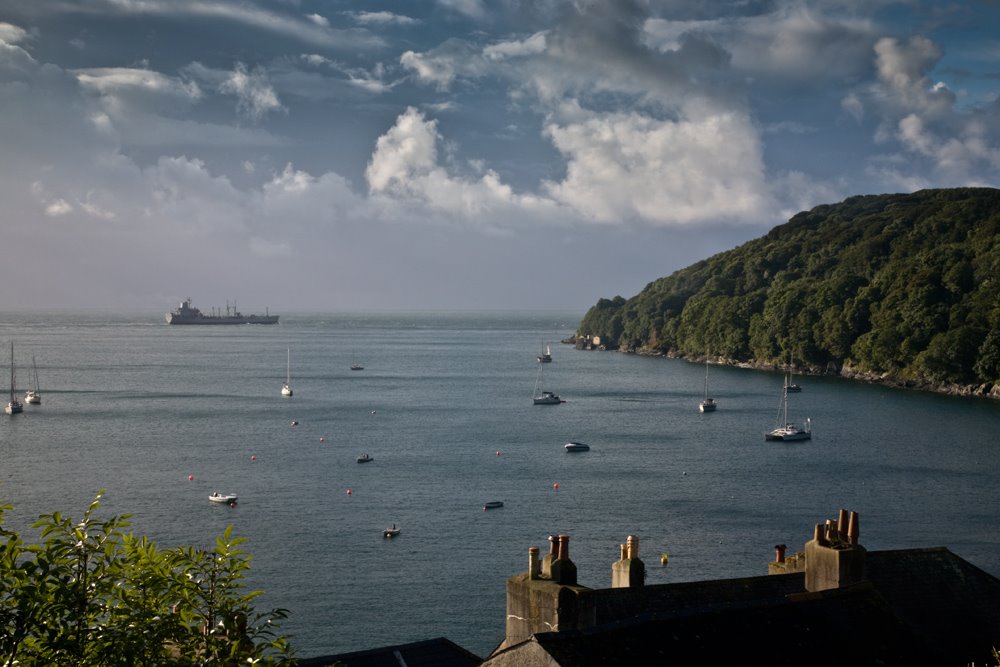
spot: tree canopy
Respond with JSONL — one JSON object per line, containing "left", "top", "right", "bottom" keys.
{"left": 577, "top": 188, "right": 1000, "bottom": 387}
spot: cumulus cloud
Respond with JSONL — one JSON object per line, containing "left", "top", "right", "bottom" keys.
{"left": 0, "top": 21, "right": 28, "bottom": 44}
{"left": 400, "top": 39, "right": 487, "bottom": 90}
{"left": 484, "top": 32, "right": 547, "bottom": 61}
{"left": 306, "top": 13, "right": 329, "bottom": 28}
{"left": 219, "top": 62, "right": 285, "bottom": 121}
{"left": 44, "top": 199, "right": 74, "bottom": 216}
{"left": 542, "top": 104, "right": 772, "bottom": 225}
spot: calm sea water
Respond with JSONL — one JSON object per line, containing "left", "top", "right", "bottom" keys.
{"left": 1, "top": 311, "right": 998, "bottom": 658}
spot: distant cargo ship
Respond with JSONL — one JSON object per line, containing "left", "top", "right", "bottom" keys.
{"left": 165, "top": 298, "right": 278, "bottom": 325}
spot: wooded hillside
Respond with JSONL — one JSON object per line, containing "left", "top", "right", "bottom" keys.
{"left": 577, "top": 188, "right": 1000, "bottom": 389}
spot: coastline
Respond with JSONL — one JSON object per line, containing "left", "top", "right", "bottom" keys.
{"left": 562, "top": 337, "right": 1000, "bottom": 401}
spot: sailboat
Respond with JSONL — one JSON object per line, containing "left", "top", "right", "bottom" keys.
{"left": 765, "top": 384, "right": 810, "bottom": 441}
{"left": 281, "top": 348, "right": 293, "bottom": 397}
{"left": 784, "top": 350, "right": 802, "bottom": 392}
{"left": 699, "top": 360, "right": 717, "bottom": 412}
{"left": 537, "top": 343, "right": 552, "bottom": 363}
{"left": 24, "top": 355, "right": 40, "bottom": 405}
{"left": 5, "top": 342, "right": 23, "bottom": 415}
{"left": 532, "top": 360, "right": 563, "bottom": 405}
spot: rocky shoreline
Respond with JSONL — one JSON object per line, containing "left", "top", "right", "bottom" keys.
{"left": 561, "top": 337, "right": 1000, "bottom": 401}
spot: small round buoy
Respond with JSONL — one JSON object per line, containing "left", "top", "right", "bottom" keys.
{"left": 291, "top": 420, "right": 298, "bottom": 426}
{"left": 319, "top": 436, "right": 326, "bottom": 443}
{"left": 188, "top": 475, "right": 194, "bottom": 481}
{"left": 553, "top": 482, "right": 559, "bottom": 490}
{"left": 251, "top": 455, "right": 257, "bottom": 462}
{"left": 229, "top": 501, "right": 237, "bottom": 508}
{"left": 346, "top": 489, "right": 352, "bottom": 495}
{"left": 370, "top": 410, "right": 376, "bottom": 415}
{"left": 496, "top": 451, "right": 501, "bottom": 456}
{"left": 660, "top": 553, "right": 669, "bottom": 566}
{"left": 682, "top": 471, "right": 687, "bottom": 476}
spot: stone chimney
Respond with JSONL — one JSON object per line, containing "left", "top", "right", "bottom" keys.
{"left": 611, "top": 534, "right": 645, "bottom": 588}
{"left": 501, "top": 535, "right": 595, "bottom": 651}
{"left": 804, "top": 509, "right": 866, "bottom": 592}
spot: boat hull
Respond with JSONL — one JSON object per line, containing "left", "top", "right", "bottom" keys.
{"left": 5, "top": 402, "right": 23, "bottom": 415}
{"left": 25, "top": 391, "right": 40, "bottom": 405}
{"left": 167, "top": 314, "right": 278, "bottom": 325}
{"left": 699, "top": 399, "right": 717, "bottom": 412}
{"left": 564, "top": 442, "right": 590, "bottom": 452}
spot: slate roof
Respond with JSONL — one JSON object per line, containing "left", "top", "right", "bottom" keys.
{"left": 296, "top": 637, "right": 482, "bottom": 667}
{"left": 485, "top": 547, "right": 1000, "bottom": 667}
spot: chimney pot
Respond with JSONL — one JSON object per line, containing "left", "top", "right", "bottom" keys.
{"left": 528, "top": 546, "right": 540, "bottom": 579}
{"left": 626, "top": 535, "right": 638, "bottom": 560}
{"left": 548, "top": 535, "right": 558, "bottom": 557}
{"left": 775, "top": 544, "right": 787, "bottom": 563}
{"left": 837, "top": 509, "right": 849, "bottom": 539}
{"left": 848, "top": 511, "right": 860, "bottom": 545}
{"left": 557, "top": 534, "right": 570, "bottom": 561}
{"left": 814, "top": 523, "right": 827, "bottom": 546}
{"left": 619, "top": 544, "right": 626, "bottom": 561}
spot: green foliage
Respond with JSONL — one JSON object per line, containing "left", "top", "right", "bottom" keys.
{"left": 576, "top": 188, "right": 1000, "bottom": 386}
{"left": 0, "top": 492, "right": 293, "bottom": 666}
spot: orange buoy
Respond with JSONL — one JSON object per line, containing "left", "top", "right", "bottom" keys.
{"left": 188, "top": 475, "right": 194, "bottom": 481}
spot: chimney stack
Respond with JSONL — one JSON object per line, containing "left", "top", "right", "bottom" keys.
{"left": 549, "top": 535, "right": 577, "bottom": 585}
{"left": 528, "top": 546, "right": 540, "bottom": 580}
{"left": 774, "top": 544, "right": 787, "bottom": 563}
{"left": 805, "top": 509, "right": 866, "bottom": 592}
{"left": 611, "top": 534, "right": 645, "bottom": 588}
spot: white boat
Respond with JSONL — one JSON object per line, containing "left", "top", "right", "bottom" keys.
{"left": 357, "top": 454, "right": 373, "bottom": 463}
{"left": 783, "top": 350, "right": 802, "bottom": 392}
{"left": 484, "top": 501, "right": 504, "bottom": 510}
{"left": 765, "top": 384, "right": 811, "bottom": 442}
{"left": 350, "top": 363, "right": 364, "bottom": 371}
{"left": 383, "top": 524, "right": 400, "bottom": 538}
{"left": 532, "top": 363, "right": 563, "bottom": 405}
{"left": 5, "top": 342, "right": 22, "bottom": 415}
{"left": 537, "top": 343, "right": 552, "bottom": 363}
{"left": 699, "top": 360, "right": 717, "bottom": 412}
{"left": 533, "top": 390, "right": 563, "bottom": 405}
{"left": 24, "top": 355, "right": 40, "bottom": 405}
{"left": 209, "top": 492, "right": 238, "bottom": 504}
{"left": 281, "top": 348, "right": 293, "bottom": 396}
{"left": 564, "top": 442, "right": 590, "bottom": 452}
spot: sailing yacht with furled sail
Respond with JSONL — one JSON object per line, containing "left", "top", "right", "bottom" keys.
{"left": 765, "top": 383, "right": 810, "bottom": 441}
{"left": 532, "top": 359, "right": 563, "bottom": 404}
{"left": 5, "top": 342, "right": 23, "bottom": 415}
{"left": 24, "top": 355, "right": 41, "bottom": 405}
{"left": 699, "top": 360, "right": 717, "bottom": 412}
{"left": 281, "top": 348, "right": 293, "bottom": 396}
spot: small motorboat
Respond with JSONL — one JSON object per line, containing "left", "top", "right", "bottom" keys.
{"left": 209, "top": 492, "right": 238, "bottom": 504}
{"left": 564, "top": 442, "right": 590, "bottom": 452}
{"left": 383, "top": 524, "right": 400, "bottom": 538}
{"left": 350, "top": 364, "right": 364, "bottom": 371}
{"left": 483, "top": 501, "right": 504, "bottom": 510}
{"left": 357, "top": 454, "right": 373, "bottom": 463}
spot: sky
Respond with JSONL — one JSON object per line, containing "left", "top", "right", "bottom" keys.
{"left": 1, "top": 0, "right": 998, "bottom": 313}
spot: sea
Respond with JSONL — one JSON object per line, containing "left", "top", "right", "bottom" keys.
{"left": 1, "top": 311, "right": 998, "bottom": 659}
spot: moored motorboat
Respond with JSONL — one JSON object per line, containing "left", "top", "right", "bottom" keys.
{"left": 484, "top": 501, "right": 504, "bottom": 510}
{"left": 564, "top": 442, "right": 590, "bottom": 452}
{"left": 357, "top": 454, "right": 373, "bottom": 463}
{"left": 209, "top": 492, "right": 238, "bottom": 504}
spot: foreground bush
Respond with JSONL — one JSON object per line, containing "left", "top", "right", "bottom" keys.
{"left": 0, "top": 492, "right": 293, "bottom": 666}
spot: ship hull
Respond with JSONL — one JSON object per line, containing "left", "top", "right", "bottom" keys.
{"left": 166, "top": 315, "right": 279, "bottom": 325}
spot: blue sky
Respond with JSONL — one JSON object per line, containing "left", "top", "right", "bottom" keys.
{"left": 1, "top": 1, "right": 998, "bottom": 312}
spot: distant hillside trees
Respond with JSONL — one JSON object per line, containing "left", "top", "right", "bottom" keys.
{"left": 577, "top": 188, "right": 1000, "bottom": 388}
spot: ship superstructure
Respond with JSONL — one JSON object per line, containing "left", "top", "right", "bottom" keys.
{"left": 165, "top": 298, "right": 278, "bottom": 325}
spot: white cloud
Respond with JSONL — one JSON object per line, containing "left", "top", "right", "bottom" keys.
{"left": 400, "top": 39, "right": 487, "bottom": 90}
{"left": 306, "top": 13, "right": 329, "bottom": 28}
{"left": 349, "top": 11, "right": 419, "bottom": 26}
{"left": 437, "top": 0, "right": 487, "bottom": 21}
{"left": 45, "top": 199, "right": 73, "bottom": 216}
{"left": 0, "top": 21, "right": 28, "bottom": 44}
{"left": 542, "top": 105, "right": 773, "bottom": 225}
{"left": 219, "top": 62, "right": 285, "bottom": 121}
{"left": 841, "top": 93, "right": 864, "bottom": 123}
{"left": 484, "top": 32, "right": 547, "bottom": 61}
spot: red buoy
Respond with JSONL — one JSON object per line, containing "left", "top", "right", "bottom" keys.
{"left": 496, "top": 451, "right": 501, "bottom": 456}
{"left": 553, "top": 482, "right": 558, "bottom": 490}
{"left": 320, "top": 437, "right": 326, "bottom": 443}
{"left": 188, "top": 475, "right": 194, "bottom": 481}
{"left": 346, "top": 489, "right": 352, "bottom": 495}
{"left": 251, "top": 455, "right": 257, "bottom": 462}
